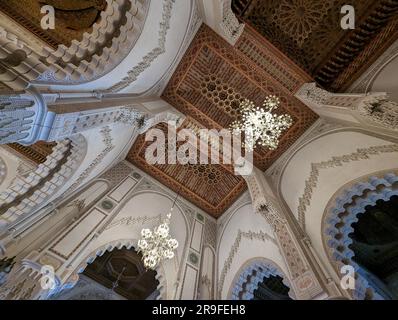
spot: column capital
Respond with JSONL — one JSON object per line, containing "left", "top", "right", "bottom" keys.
{"left": 295, "top": 82, "right": 398, "bottom": 134}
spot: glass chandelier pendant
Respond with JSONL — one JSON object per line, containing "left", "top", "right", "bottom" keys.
{"left": 137, "top": 207, "right": 179, "bottom": 270}
{"left": 230, "top": 95, "right": 293, "bottom": 152}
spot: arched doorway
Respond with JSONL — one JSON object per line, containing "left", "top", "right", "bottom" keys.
{"left": 323, "top": 171, "right": 398, "bottom": 300}
{"left": 51, "top": 247, "right": 159, "bottom": 300}
{"left": 230, "top": 260, "right": 294, "bottom": 300}
{"left": 349, "top": 195, "right": 398, "bottom": 299}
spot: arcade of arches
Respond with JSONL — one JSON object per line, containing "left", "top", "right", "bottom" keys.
{"left": 0, "top": 0, "right": 397, "bottom": 300}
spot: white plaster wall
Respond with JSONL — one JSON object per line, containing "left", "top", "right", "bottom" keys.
{"left": 370, "top": 55, "right": 398, "bottom": 103}
{"left": 349, "top": 39, "right": 398, "bottom": 102}
{"left": 49, "top": 0, "right": 195, "bottom": 94}
{"left": 1, "top": 180, "right": 111, "bottom": 259}
{"left": 199, "top": 246, "right": 215, "bottom": 299}
{"left": 0, "top": 147, "right": 35, "bottom": 193}
{"left": 217, "top": 202, "right": 288, "bottom": 299}
{"left": 280, "top": 130, "right": 398, "bottom": 283}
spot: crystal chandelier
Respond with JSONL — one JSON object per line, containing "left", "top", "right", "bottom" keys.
{"left": 137, "top": 194, "right": 179, "bottom": 270}
{"left": 230, "top": 95, "right": 293, "bottom": 152}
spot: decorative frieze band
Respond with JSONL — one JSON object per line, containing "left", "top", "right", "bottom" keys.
{"left": 297, "top": 144, "right": 398, "bottom": 229}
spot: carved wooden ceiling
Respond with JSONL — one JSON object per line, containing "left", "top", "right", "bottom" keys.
{"left": 232, "top": 0, "right": 398, "bottom": 91}
{"left": 83, "top": 247, "right": 159, "bottom": 300}
{"left": 127, "top": 24, "right": 318, "bottom": 218}
{"left": 0, "top": 0, "right": 106, "bottom": 48}
{"left": 8, "top": 141, "right": 56, "bottom": 164}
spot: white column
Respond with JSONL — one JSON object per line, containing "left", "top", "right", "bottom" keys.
{"left": 242, "top": 167, "right": 342, "bottom": 299}
{"left": 198, "top": 0, "right": 244, "bottom": 46}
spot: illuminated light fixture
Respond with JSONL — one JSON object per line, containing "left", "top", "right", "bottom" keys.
{"left": 137, "top": 192, "right": 180, "bottom": 270}
{"left": 230, "top": 95, "right": 293, "bottom": 152}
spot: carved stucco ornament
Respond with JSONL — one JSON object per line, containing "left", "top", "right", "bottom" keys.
{"left": 242, "top": 170, "right": 326, "bottom": 299}
{"left": 358, "top": 96, "right": 398, "bottom": 130}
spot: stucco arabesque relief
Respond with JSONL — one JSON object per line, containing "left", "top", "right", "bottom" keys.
{"left": 63, "top": 126, "right": 115, "bottom": 196}
{"left": 296, "top": 144, "right": 398, "bottom": 229}
{"left": 217, "top": 229, "right": 277, "bottom": 298}
{"left": 106, "top": 0, "right": 199, "bottom": 93}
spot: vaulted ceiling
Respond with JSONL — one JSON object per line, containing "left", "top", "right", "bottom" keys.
{"left": 0, "top": 0, "right": 106, "bottom": 48}
{"left": 0, "top": 0, "right": 107, "bottom": 92}
{"left": 127, "top": 24, "right": 318, "bottom": 217}
{"left": 3, "top": 1, "right": 397, "bottom": 218}
{"left": 232, "top": 0, "right": 398, "bottom": 92}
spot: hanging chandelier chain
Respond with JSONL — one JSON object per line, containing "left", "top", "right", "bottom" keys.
{"left": 111, "top": 265, "right": 127, "bottom": 292}
{"left": 137, "top": 187, "right": 182, "bottom": 270}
